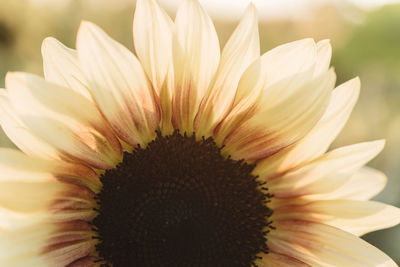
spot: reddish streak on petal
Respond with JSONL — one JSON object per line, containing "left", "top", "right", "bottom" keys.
{"left": 43, "top": 240, "right": 96, "bottom": 267}
{"left": 265, "top": 250, "right": 311, "bottom": 266}
{"left": 67, "top": 256, "right": 97, "bottom": 267}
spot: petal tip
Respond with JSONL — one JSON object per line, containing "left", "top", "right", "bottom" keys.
{"left": 318, "top": 39, "right": 331, "bottom": 45}
{"left": 247, "top": 2, "right": 258, "bottom": 14}
{"left": 41, "top": 37, "right": 61, "bottom": 56}
{"left": 5, "top": 71, "right": 22, "bottom": 88}
{"left": 78, "top": 20, "right": 99, "bottom": 37}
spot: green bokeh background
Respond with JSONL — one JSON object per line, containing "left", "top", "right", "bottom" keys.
{"left": 0, "top": 0, "right": 399, "bottom": 263}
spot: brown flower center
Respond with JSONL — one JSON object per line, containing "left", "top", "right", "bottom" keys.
{"left": 93, "top": 130, "right": 272, "bottom": 267}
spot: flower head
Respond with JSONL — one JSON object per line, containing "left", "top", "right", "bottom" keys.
{"left": 0, "top": 0, "right": 399, "bottom": 266}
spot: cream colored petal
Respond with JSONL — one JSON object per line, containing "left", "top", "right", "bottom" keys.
{"left": 267, "top": 140, "right": 385, "bottom": 198}
{"left": 6, "top": 72, "right": 122, "bottom": 169}
{"left": 195, "top": 4, "right": 259, "bottom": 137}
{"left": 0, "top": 91, "right": 60, "bottom": 160}
{"left": 133, "top": 0, "right": 173, "bottom": 92}
{"left": 41, "top": 221, "right": 95, "bottom": 266}
{"left": 42, "top": 240, "right": 95, "bottom": 267}
{"left": 0, "top": 207, "right": 41, "bottom": 230}
{"left": 0, "top": 148, "right": 69, "bottom": 182}
{"left": 0, "top": 204, "right": 95, "bottom": 230}
{"left": 310, "top": 167, "right": 387, "bottom": 201}
{"left": 46, "top": 209, "right": 96, "bottom": 224}
{"left": 172, "top": 0, "right": 220, "bottom": 133}
{"left": 0, "top": 180, "right": 96, "bottom": 215}
{"left": 0, "top": 149, "right": 97, "bottom": 224}
{"left": 0, "top": 176, "right": 95, "bottom": 215}
{"left": 269, "top": 220, "right": 397, "bottom": 266}
{"left": 0, "top": 222, "right": 95, "bottom": 267}
{"left": 0, "top": 148, "right": 101, "bottom": 192}
{"left": 159, "top": 65, "right": 175, "bottom": 135}
{"left": 67, "top": 256, "right": 97, "bottom": 267}
{"left": 256, "top": 251, "right": 310, "bottom": 267}
{"left": 314, "top": 39, "right": 332, "bottom": 77}
{"left": 0, "top": 148, "right": 70, "bottom": 212}
{"left": 41, "top": 37, "right": 92, "bottom": 101}
{"left": 273, "top": 199, "right": 400, "bottom": 236}
{"left": 274, "top": 77, "right": 360, "bottom": 171}
{"left": 215, "top": 39, "right": 319, "bottom": 145}
{"left": 0, "top": 180, "right": 65, "bottom": 214}
{"left": 223, "top": 69, "right": 335, "bottom": 161}
{"left": 0, "top": 224, "right": 51, "bottom": 266}
{"left": 77, "top": 21, "right": 160, "bottom": 146}
{"left": 248, "top": 38, "right": 317, "bottom": 89}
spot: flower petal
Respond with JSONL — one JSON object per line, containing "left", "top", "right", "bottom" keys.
{"left": 256, "top": 251, "right": 310, "bottom": 266}
{"left": 172, "top": 0, "right": 220, "bottom": 133}
{"left": 67, "top": 256, "right": 97, "bottom": 267}
{"left": 0, "top": 222, "right": 95, "bottom": 267}
{"left": 215, "top": 38, "right": 321, "bottom": 149}
{"left": 6, "top": 72, "right": 122, "bottom": 169}
{"left": 269, "top": 220, "right": 397, "bottom": 266}
{"left": 314, "top": 39, "right": 332, "bottom": 77}
{"left": 248, "top": 38, "right": 317, "bottom": 87}
{"left": 0, "top": 180, "right": 66, "bottom": 213}
{"left": 311, "top": 167, "right": 387, "bottom": 201}
{"left": 42, "top": 239, "right": 95, "bottom": 267}
{"left": 273, "top": 199, "right": 400, "bottom": 236}
{"left": 0, "top": 206, "right": 41, "bottom": 230}
{"left": 275, "top": 77, "right": 360, "bottom": 171}
{"left": 133, "top": 0, "right": 173, "bottom": 92}
{"left": 41, "top": 37, "right": 92, "bottom": 101}
{"left": 223, "top": 68, "right": 335, "bottom": 161}
{"left": 0, "top": 224, "right": 51, "bottom": 266}
{"left": 0, "top": 148, "right": 100, "bottom": 191}
{"left": 195, "top": 4, "right": 259, "bottom": 137}
{"left": 267, "top": 140, "right": 385, "bottom": 198}
{"left": 0, "top": 91, "right": 60, "bottom": 160}
{"left": 77, "top": 21, "right": 160, "bottom": 146}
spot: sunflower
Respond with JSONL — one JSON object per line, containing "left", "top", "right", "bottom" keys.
{"left": 0, "top": 0, "right": 399, "bottom": 266}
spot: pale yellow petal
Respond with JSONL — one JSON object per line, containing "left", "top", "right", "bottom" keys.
{"left": 250, "top": 38, "right": 317, "bottom": 88}
{"left": 41, "top": 240, "right": 95, "bottom": 267}
{"left": 0, "top": 91, "right": 60, "bottom": 160}
{"left": 276, "top": 77, "right": 360, "bottom": 171}
{"left": 133, "top": 0, "right": 173, "bottom": 92}
{"left": 0, "top": 180, "right": 65, "bottom": 214}
{"left": 41, "top": 37, "right": 92, "bottom": 100}
{"left": 311, "top": 167, "right": 387, "bottom": 201}
{"left": 267, "top": 140, "right": 385, "bottom": 198}
{"left": 159, "top": 65, "right": 175, "bottom": 135}
{"left": 0, "top": 207, "right": 41, "bottom": 230}
{"left": 77, "top": 21, "right": 160, "bottom": 146}
{"left": 6, "top": 72, "right": 122, "bottom": 169}
{"left": 314, "top": 39, "right": 332, "bottom": 77}
{"left": 0, "top": 224, "right": 51, "bottom": 266}
{"left": 223, "top": 69, "right": 335, "bottom": 161}
{"left": 172, "top": 0, "right": 220, "bottom": 133}
{"left": 0, "top": 222, "right": 95, "bottom": 267}
{"left": 256, "top": 251, "right": 310, "bottom": 266}
{"left": 269, "top": 220, "right": 397, "bottom": 266}
{"left": 195, "top": 4, "right": 259, "bottom": 137}
{"left": 273, "top": 199, "right": 400, "bottom": 236}
{"left": 215, "top": 39, "right": 319, "bottom": 144}
{"left": 0, "top": 148, "right": 100, "bottom": 191}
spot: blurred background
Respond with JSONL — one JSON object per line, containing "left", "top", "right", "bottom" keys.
{"left": 0, "top": 0, "right": 399, "bottom": 262}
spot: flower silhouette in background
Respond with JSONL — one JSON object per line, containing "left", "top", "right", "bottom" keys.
{"left": 0, "top": 0, "right": 399, "bottom": 266}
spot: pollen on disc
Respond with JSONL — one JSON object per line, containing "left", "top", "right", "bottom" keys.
{"left": 93, "top": 130, "right": 272, "bottom": 267}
